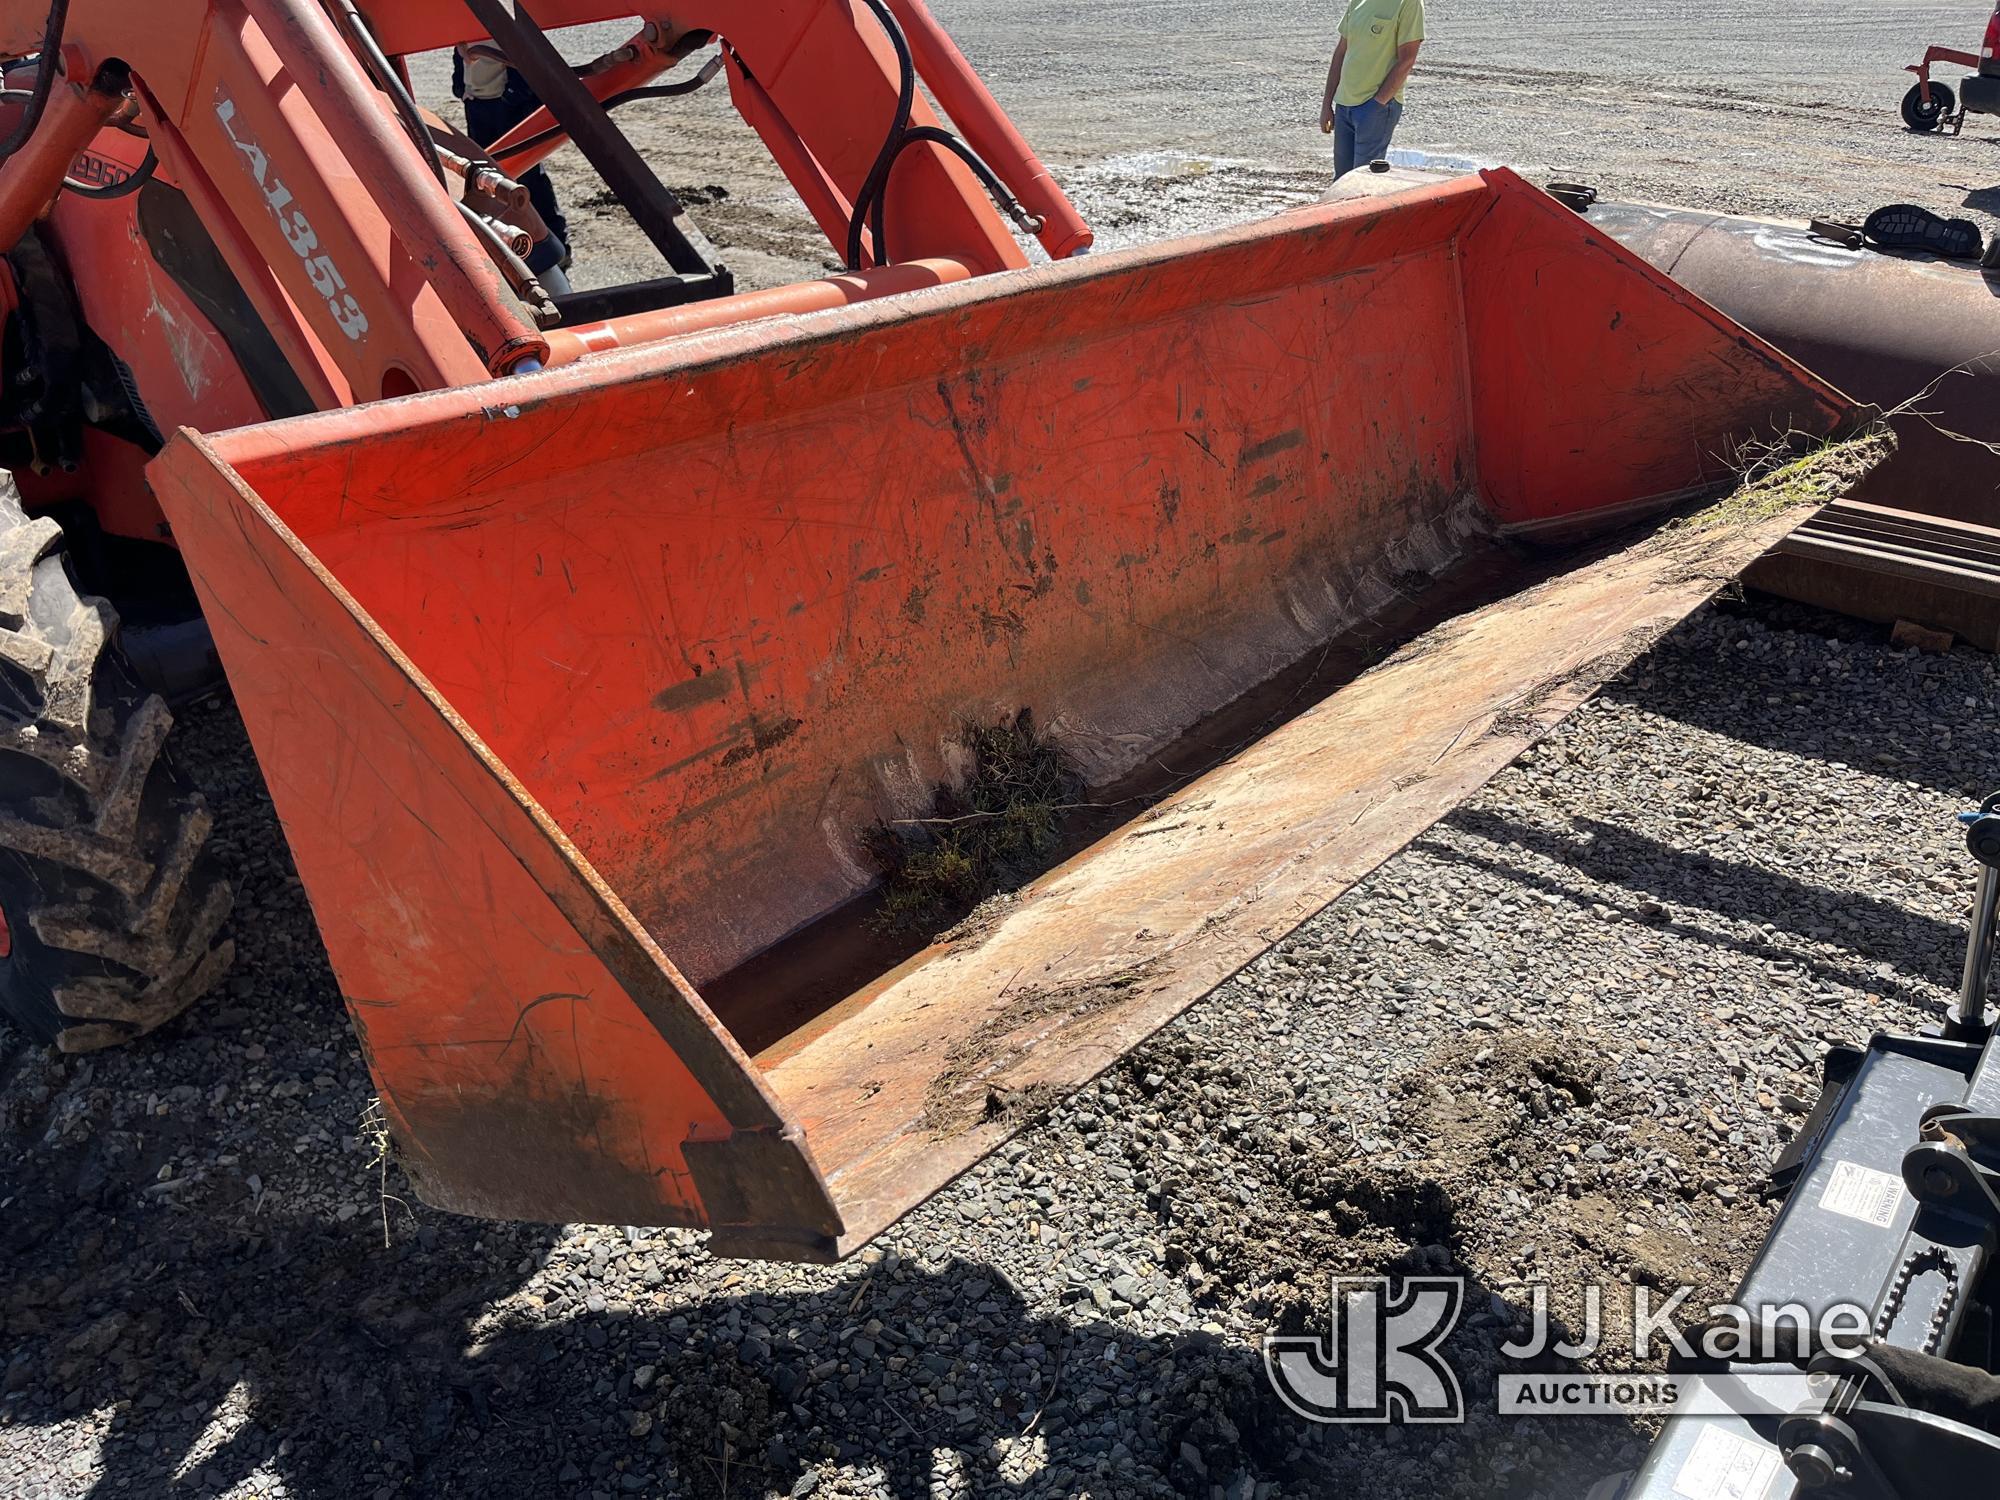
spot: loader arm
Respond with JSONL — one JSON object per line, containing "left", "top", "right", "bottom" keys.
{"left": 0, "top": 0, "right": 1085, "bottom": 413}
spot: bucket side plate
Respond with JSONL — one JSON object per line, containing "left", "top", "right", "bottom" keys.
{"left": 149, "top": 434, "right": 845, "bottom": 1257}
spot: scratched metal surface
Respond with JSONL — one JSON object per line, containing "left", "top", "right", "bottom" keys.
{"left": 162, "top": 173, "right": 1851, "bottom": 1255}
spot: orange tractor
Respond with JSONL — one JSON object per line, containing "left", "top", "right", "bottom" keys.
{"left": 0, "top": 0, "right": 1860, "bottom": 1259}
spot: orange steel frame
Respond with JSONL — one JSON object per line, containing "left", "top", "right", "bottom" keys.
{"left": 148, "top": 170, "right": 1854, "bottom": 1258}
{"left": 0, "top": 1, "right": 1090, "bottom": 425}
{"left": 1910, "top": 45, "right": 1981, "bottom": 108}
{"left": 0, "top": 6, "right": 1867, "bottom": 1262}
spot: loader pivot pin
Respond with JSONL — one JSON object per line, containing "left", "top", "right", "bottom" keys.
{"left": 1785, "top": 1441, "right": 1848, "bottom": 1488}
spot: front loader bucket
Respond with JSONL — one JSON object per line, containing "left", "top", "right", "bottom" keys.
{"left": 149, "top": 170, "right": 1856, "bottom": 1260}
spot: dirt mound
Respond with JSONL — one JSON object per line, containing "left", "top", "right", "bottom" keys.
{"left": 1135, "top": 1046, "right": 1465, "bottom": 1335}
{"left": 1142, "top": 1022, "right": 1759, "bottom": 1360}
{"left": 655, "top": 1349, "right": 775, "bottom": 1497}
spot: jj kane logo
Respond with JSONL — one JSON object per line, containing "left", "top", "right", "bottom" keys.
{"left": 1264, "top": 1275, "right": 1872, "bottom": 1425}
{"left": 1263, "top": 1276, "right": 1465, "bottom": 1424}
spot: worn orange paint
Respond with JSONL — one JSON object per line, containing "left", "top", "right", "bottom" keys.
{"left": 26, "top": 0, "right": 1087, "bottom": 547}
{"left": 147, "top": 172, "right": 1856, "bottom": 1256}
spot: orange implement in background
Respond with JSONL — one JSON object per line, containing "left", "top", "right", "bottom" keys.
{"left": 149, "top": 171, "right": 1853, "bottom": 1260}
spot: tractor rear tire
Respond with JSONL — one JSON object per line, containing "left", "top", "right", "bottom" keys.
{"left": 0, "top": 474, "right": 233, "bottom": 1052}
{"left": 1903, "top": 81, "right": 1955, "bottom": 133}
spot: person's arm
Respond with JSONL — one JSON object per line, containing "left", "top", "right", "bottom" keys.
{"left": 1375, "top": 0, "right": 1425, "bottom": 105}
{"left": 1321, "top": 38, "right": 1347, "bottom": 132}
{"left": 1372, "top": 39, "right": 1422, "bottom": 105}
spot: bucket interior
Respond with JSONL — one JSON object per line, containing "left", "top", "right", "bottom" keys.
{"left": 177, "top": 169, "right": 1853, "bottom": 1251}
{"left": 230, "top": 179, "right": 1504, "bottom": 995}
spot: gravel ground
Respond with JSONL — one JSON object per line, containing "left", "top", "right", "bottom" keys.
{"left": 422, "top": 3, "right": 2000, "bottom": 291}
{"left": 4, "top": 596, "right": 1990, "bottom": 1499}
{"left": 8, "top": 8, "right": 2000, "bottom": 1499}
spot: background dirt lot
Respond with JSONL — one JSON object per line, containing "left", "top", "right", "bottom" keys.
{"left": 7, "top": 6, "right": 2000, "bottom": 1499}
{"left": 470, "top": 2, "right": 2000, "bottom": 290}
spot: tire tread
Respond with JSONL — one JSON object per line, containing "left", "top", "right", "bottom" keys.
{"left": 0, "top": 474, "right": 233, "bottom": 1051}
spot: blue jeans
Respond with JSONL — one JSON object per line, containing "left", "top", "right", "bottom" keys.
{"left": 1333, "top": 98, "right": 1404, "bottom": 179}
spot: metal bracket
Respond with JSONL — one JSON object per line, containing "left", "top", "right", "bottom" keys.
{"left": 1950, "top": 794, "right": 2000, "bottom": 1039}
{"left": 1782, "top": 1351, "right": 2000, "bottom": 1494}
{"left": 1783, "top": 1394, "right": 2000, "bottom": 1495}
{"left": 1961, "top": 795, "right": 2000, "bottom": 871}
{"left": 1779, "top": 1403, "right": 1898, "bottom": 1494}
{"left": 1909, "top": 1104, "right": 2000, "bottom": 1245}
{"left": 457, "top": 0, "right": 732, "bottom": 288}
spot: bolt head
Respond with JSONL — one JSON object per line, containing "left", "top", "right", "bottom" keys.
{"left": 1788, "top": 1442, "right": 1849, "bottom": 1488}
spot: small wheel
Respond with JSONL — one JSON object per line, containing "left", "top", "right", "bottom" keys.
{"left": 1902, "top": 81, "right": 1956, "bottom": 133}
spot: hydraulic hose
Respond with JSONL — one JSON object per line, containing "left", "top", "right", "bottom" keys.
{"left": 886, "top": 125, "right": 1044, "bottom": 238}
{"left": 844, "top": 0, "right": 1041, "bottom": 269}
{"left": 847, "top": 0, "right": 915, "bottom": 272}
{"left": 455, "top": 199, "right": 558, "bottom": 336}
{"left": 488, "top": 55, "right": 724, "bottom": 166}
{"left": 328, "top": 0, "right": 449, "bottom": 186}
{"left": 601, "top": 58, "right": 725, "bottom": 107}
{"left": 0, "top": 83, "right": 155, "bottom": 200}
{"left": 0, "top": 0, "right": 68, "bottom": 166}
{"left": 63, "top": 141, "right": 152, "bottom": 198}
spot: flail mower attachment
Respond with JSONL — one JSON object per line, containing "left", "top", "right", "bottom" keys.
{"left": 150, "top": 171, "right": 1859, "bottom": 1260}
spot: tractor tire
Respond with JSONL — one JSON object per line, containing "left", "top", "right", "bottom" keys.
{"left": 0, "top": 473, "right": 232, "bottom": 1052}
{"left": 1903, "top": 81, "right": 1955, "bottom": 133}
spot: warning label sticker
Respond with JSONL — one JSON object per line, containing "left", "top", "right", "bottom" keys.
{"left": 1672, "top": 1424, "right": 1781, "bottom": 1500}
{"left": 1819, "top": 1159, "right": 1905, "bottom": 1229}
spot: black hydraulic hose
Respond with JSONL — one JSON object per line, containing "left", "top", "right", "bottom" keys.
{"left": 0, "top": 80, "right": 155, "bottom": 201}
{"left": 607, "top": 60, "right": 727, "bottom": 106}
{"left": 0, "top": 0, "right": 69, "bottom": 166}
{"left": 842, "top": 0, "right": 1039, "bottom": 268}
{"left": 885, "top": 125, "right": 1044, "bottom": 239}
{"left": 64, "top": 142, "right": 154, "bottom": 199}
{"left": 455, "top": 198, "right": 556, "bottom": 327}
{"left": 846, "top": 0, "right": 915, "bottom": 272}
{"left": 328, "top": 0, "right": 449, "bottom": 186}
{"left": 487, "top": 56, "right": 723, "bottom": 167}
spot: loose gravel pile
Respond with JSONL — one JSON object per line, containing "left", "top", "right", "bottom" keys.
{"left": 2, "top": 587, "right": 1991, "bottom": 1499}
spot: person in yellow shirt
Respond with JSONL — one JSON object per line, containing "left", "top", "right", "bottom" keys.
{"left": 1320, "top": 0, "right": 1425, "bottom": 179}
